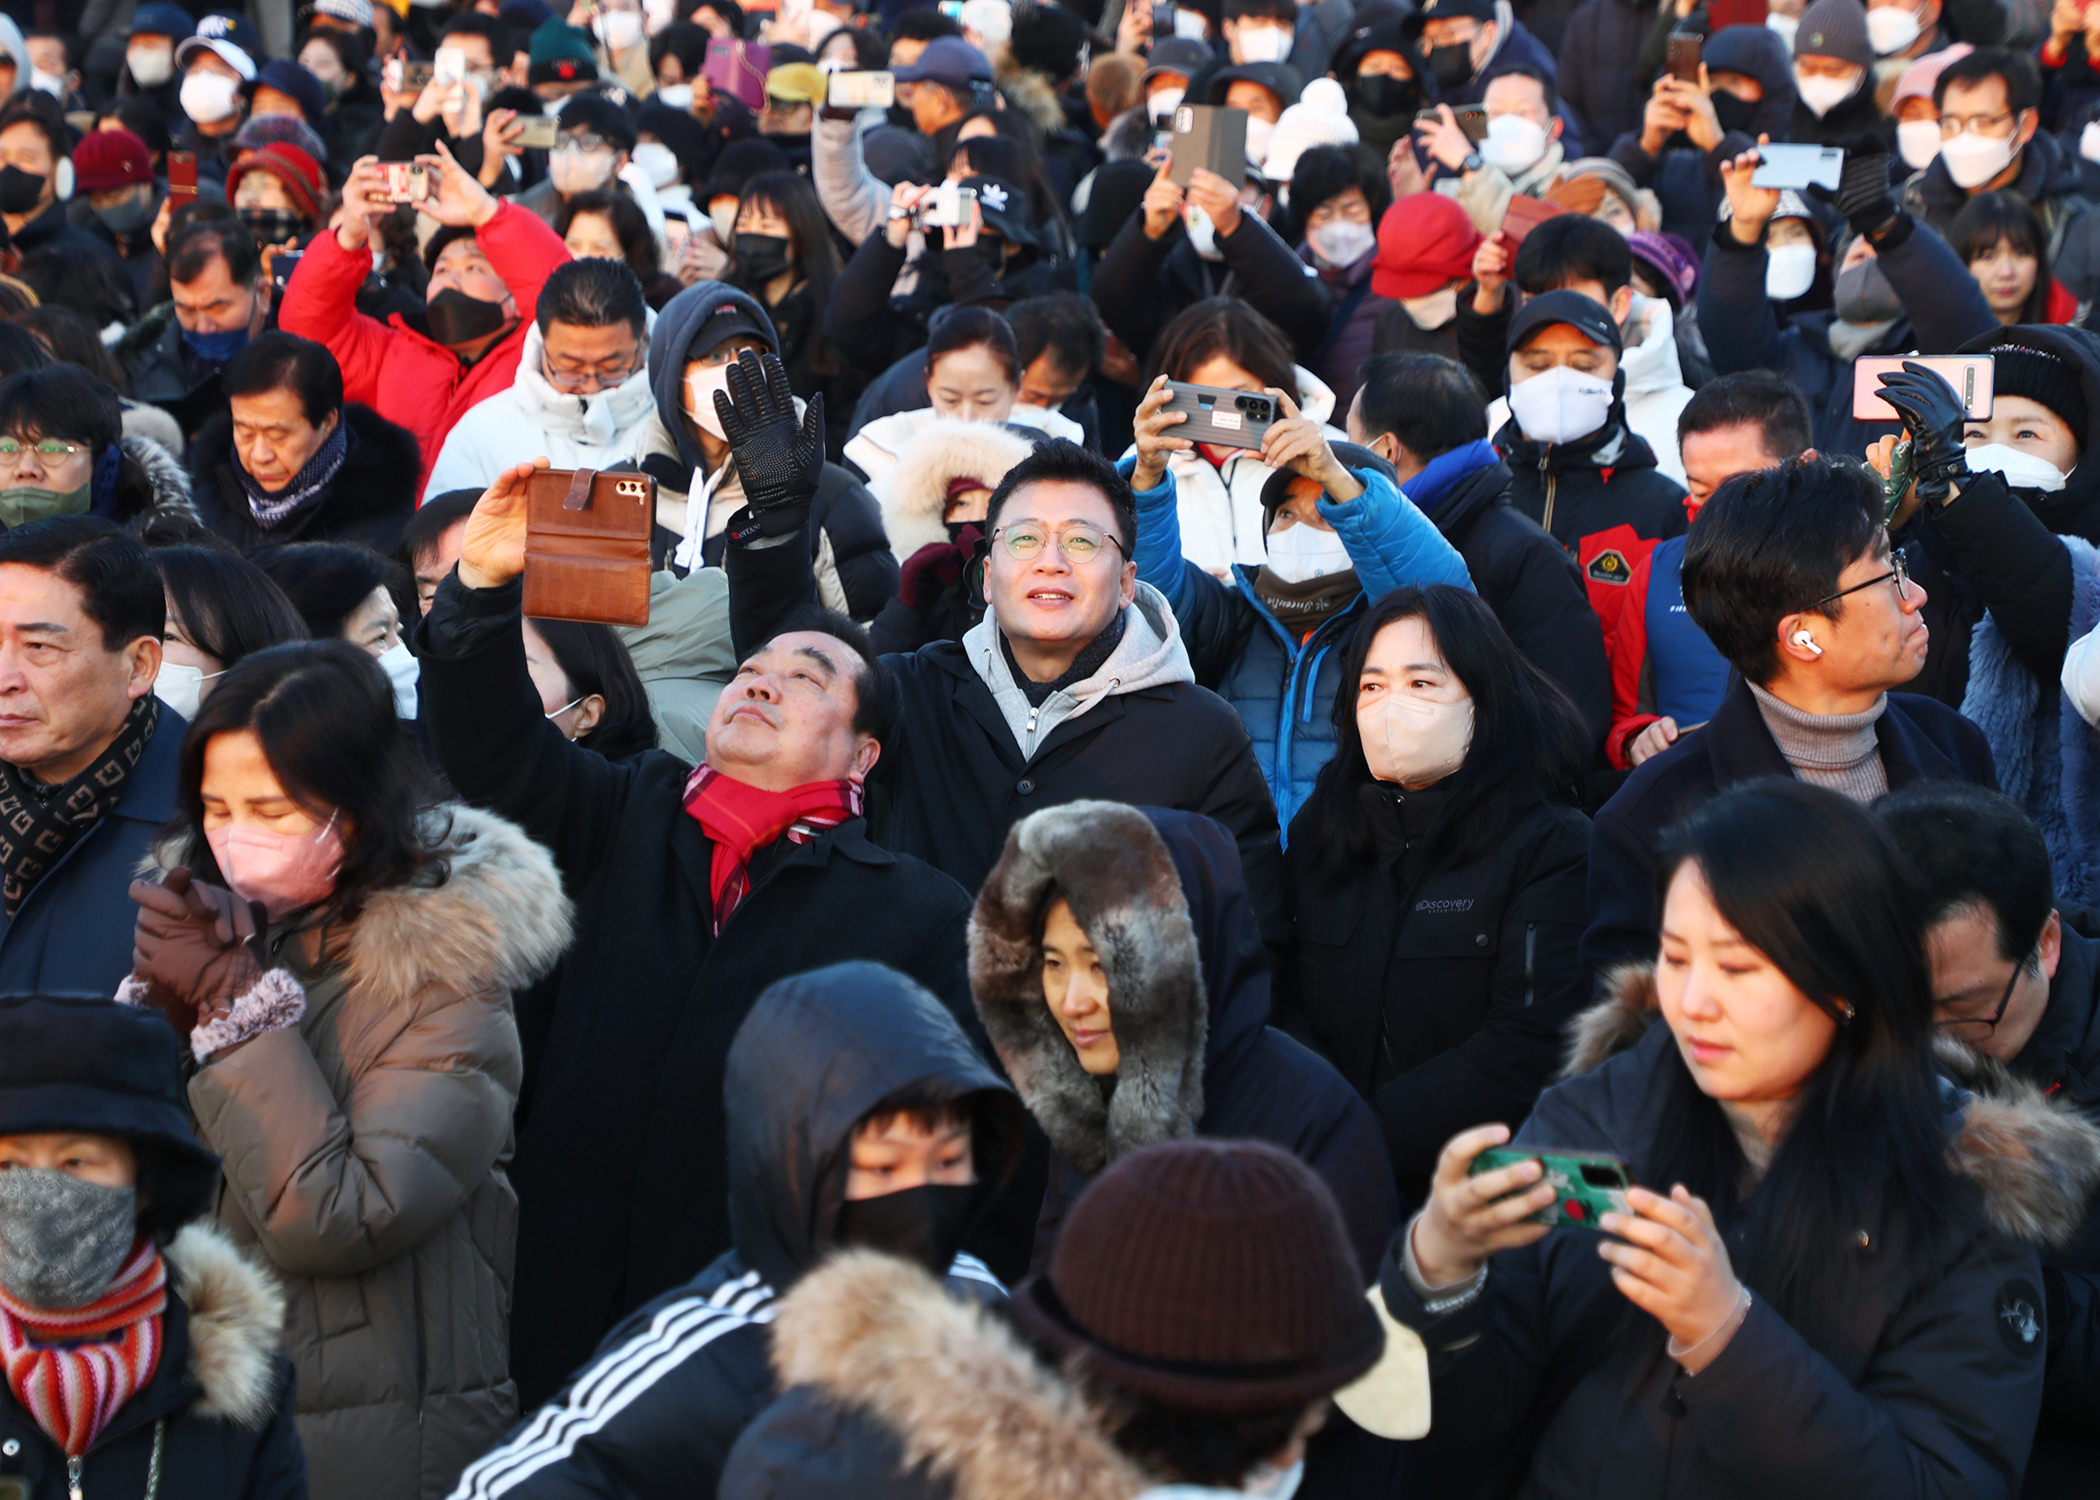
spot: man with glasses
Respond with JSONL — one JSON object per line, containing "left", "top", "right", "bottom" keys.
{"left": 1581, "top": 453, "right": 1995, "bottom": 977}
{"left": 425, "top": 256, "right": 658, "bottom": 499}
{"left": 1874, "top": 779, "right": 2100, "bottom": 1494}
{"left": 1902, "top": 49, "right": 2086, "bottom": 257}
{"left": 721, "top": 350, "right": 1290, "bottom": 941}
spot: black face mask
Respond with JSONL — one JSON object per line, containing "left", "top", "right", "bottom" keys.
{"left": 239, "top": 207, "right": 305, "bottom": 247}
{"left": 1430, "top": 43, "right": 1476, "bottom": 91}
{"left": 1711, "top": 90, "right": 1758, "bottom": 136}
{"left": 425, "top": 286, "right": 511, "bottom": 348}
{"left": 975, "top": 237, "right": 1007, "bottom": 274}
{"left": 735, "top": 231, "right": 794, "bottom": 284}
{"left": 833, "top": 1182, "right": 979, "bottom": 1275}
{"left": 0, "top": 166, "right": 46, "bottom": 215}
{"left": 1350, "top": 73, "right": 1420, "bottom": 119}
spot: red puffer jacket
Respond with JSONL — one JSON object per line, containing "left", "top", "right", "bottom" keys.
{"left": 279, "top": 202, "right": 569, "bottom": 492}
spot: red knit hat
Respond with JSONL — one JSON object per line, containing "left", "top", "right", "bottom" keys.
{"left": 72, "top": 129, "right": 155, "bottom": 193}
{"left": 1371, "top": 191, "right": 1483, "bottom": 301}
{"left": 226, "top": 143, "right": 325, "bottom": 224}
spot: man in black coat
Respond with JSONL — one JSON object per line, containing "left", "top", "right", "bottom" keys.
{"left": 1348, "top": 350, "right": 1611, "bottom": 749}
{"left": 1876, "top": 781, "right": 2100, "bottom": 1500}
{"left": 719, "top": 352, "right": 1290, "bottom": 941}
{"left": 1582, "top": 454, "right": 1996, "bottom": 977}
{"left": 418, "top": 456, "right": 978, "bottom": 1406}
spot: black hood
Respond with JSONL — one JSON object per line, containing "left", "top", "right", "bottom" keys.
{"left": 647, "top": 281, "right": 781, "bottom": 475}
{"left": 723, "top": 962, "right": 1024, "bottom": 1292}
{"left": 1958, "top": 322, "right": 2100, "bottom": 539}
{"left": 1144, "top": 807, "right": 1274, "bottom": 1090}
{"left": 1703, "top": 24, "right": 1797, "bottom": 141}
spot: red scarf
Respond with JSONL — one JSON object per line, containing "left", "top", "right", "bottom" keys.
{"left": 683, "top": 765, "right": 863, "bottom": 933}
{"left": 0, "top": 1238, "right": 167, "bottom": 1457}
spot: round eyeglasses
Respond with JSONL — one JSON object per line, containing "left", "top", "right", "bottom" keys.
{"left": 994, "top": 522, "right": 1126, "bottom": 564}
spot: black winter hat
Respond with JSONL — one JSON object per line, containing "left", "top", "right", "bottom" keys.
{"left": 1075, "top": 157, "right": 1154, "bottom": 248}
{"left": 704, "top": 135, "right": 792, "bottom": 202}
{"left": 1008, "top": 0, "right": 1089, "bottom": 82}
{"left": 1206, "top": 60, "right": 1303, "bottom": 109}
{"left": 1987, "top": 345, "right": 2090, "bottom": 442}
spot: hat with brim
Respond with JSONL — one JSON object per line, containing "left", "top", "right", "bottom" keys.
{"left": 765, "top": 62, "right": 825, "bottom": 105}
{"left": 176, "top": 12, "right": 261, "bottom": 80}
{"left": 963, "top": 173, "right": 1035, "bottom": 249}
{"left": 1260, "top": 440, "right": 1397, "bottom": 528}
{"left": 176, "top": 36, "right": 257, "bottom": 81}
{"left": 1206, "top": 60, "right": 1302, "bottom": 109}
{"left": 1332, "top": 1283, "right": 1433, "bottom": 1440}
{"left": 893, "top": 35, "right": 992, "bottom": 90}
{"left": 130, "top": 2, "right": 197, "bottom": 40}
{"left": 1507, "top": 287, "right": 1623, "bottom": 355}
{"left": 1142, "top": 36, "right": 1212, "bottom": 86}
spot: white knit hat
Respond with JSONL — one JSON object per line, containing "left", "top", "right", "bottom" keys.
{"left": 1261, "top": 77, "right": 1359, "bottom": 185}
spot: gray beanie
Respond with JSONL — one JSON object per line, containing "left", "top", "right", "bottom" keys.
{"left": 1794, "top": 0, "right": 1874, "bottom": 69}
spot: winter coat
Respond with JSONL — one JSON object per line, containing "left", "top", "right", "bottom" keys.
{"left": 190, "top": 403, "right": 422, "bottom": 553}
{"left": 185, "top": 805, "right": 570, "bottom": 1500}
{"left": 0, "top": 1223, "right": 305, "bottom": 1500}
{"left": 1559, "top": 0, "right": 1669, "bottom": 171}
{"left": 1698, "top": 211, "right": 2000, "bottom": 455}
{"left": 75, "top": 197, "right": 161, "bottom": 331}
{"left": 1437, "top": 139, "right": 1570, "bottom": 240}
{"left": 615, "top": 568, "right": 735, "bottom": 765}
{"left": 448, "top": 963, "right": 1017, "bottom": 1500}
{"left": 1485, "top": 298, "right": 1693, "bottom": 488}
{"left": 1582, "top": 675, "right": 1998, "bottom": 976}
{"left": 1433, "top": 7, "right": 1585, "bottom": 150}
{"left": 425, "top": 320, "right": 658, "bottom": 501}
{"left": 105, "top": 430, "right": 197, "bottom": 527}
{"left": 0, "top": 702, "right": 182, "bottom": 998}
{"left": 119, "top": 305, "right": 234, "bottom": 458}
{"left": 867, "top": 420, "right": 1037, "bottom": 655}
{"left": 1786, "top": 71, "right": 1897, "bottom": 150}
{"left": 415, "top": 572, "right": 977, "bottom": 1405}
{"left": 1605, "top": 533, "right": 1731, "bottom": 768}
{"left": 1090, "top": 202, "right": 1332, "bottom": 367}
{"left": 1379, "top": 963, "right": 2098, "bottom": 1500}
{"left": 1904, "top": 130, "right": 2091, "bottom": 267}
{"left": 6, "top": 197, "right": 134, "bottom": 328}
{"left": 1300, "top": 243, "right": 1382, "bottom": 415}
{"left": 846, "top": 406, "right": 1081, "bottom": 501}
{"left": 1282, "top": 787, "right": 1591, "bottom": 1206}
{"left": 278, "top": 202, "right": 571, "bottom": 492}
{"left": 823, "top": 233, "right": 1036, "bottom": 390}
{"left": 1129, "top": 459, "right": 1474, "bottom": 831}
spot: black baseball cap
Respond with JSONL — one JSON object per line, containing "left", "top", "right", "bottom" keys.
{"left": 1507, "top": 289, "right": 1623, "bottom": 355}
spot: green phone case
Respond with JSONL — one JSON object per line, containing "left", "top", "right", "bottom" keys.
{"left": 1469, "top": 1146, "right": 1634, "bottom": 1229}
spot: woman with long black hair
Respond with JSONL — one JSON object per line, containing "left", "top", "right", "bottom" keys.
{"left": 1282, "top": 584, "right": 1591, "bottom": 1207}
{"left": 723, "top": 170, "right": 854, "bottom": 450}
{"left": 1374, "top": 778, "right": 2098, "bottom": 1498}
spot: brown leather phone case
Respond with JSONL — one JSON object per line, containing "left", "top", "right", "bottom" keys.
{"left": 520, "top": 467, "right": 654, "bottom": 626}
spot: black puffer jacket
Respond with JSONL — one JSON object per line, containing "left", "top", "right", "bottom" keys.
{"left": 189, "top": 403, "right": 422, "bottom": 553}
{"left": 1382, "top": 965, "right": 2100, "bottom": 1500}
{"left": 448, "top": 963, "right": 1022, "bottom": 1500}
{"left": 1090, "top": 199, "right": 1332, "bottom": 364}
{"left": 1493, "top": 410, "right": 1690, "bottom": 613}
{"left": 1558, "top": 0, "right": 1666, "bottom": 164}
{"left": 1904, "top": 128, "right": 2090, "bottom": 264}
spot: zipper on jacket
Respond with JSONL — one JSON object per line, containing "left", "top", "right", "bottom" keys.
{"left": 1538, "top": 449, "right": 1557, "bottom": 537}
{"left": 67, "top": 1455, "right": 81, "bottom": 1500}
{"left": 1524, "top": 923, "right": 1538, "bottom": 1007}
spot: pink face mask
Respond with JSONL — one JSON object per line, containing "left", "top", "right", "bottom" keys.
{"left": 205, "top": 813, "right": 345, "bottom": 919}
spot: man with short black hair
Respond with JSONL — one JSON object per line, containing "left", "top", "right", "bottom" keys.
{"left": 122, "top": 217, "right": 268, "bottom": 449}
{"left": 1416, "top": 63, "right": 1570, "bottom": 237}
{"left": 1906, "top": 48, "right": 2085, "bottom": 255}
{"left": 0, "top": 515, "right": 177, "bottom": 996}
{"left": 402, "top": 488, "right": 481, "bottom": 616}
{"left": 1582, "top": 453, "right": 1995, "bottom": 975}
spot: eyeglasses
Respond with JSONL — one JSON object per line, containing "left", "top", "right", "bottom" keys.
{"left": 995, "top": 522, "right": 1125, "bottom": 563}
{"left": 0, "top": 437, "right": 86, "bottom": 469}
{"left": 545, "top": 355, "right": 641, "bottom": 393}
{"left": 1934, "top": 962, "right": 2022, "bottom": 1041}
{"left": 556, "top": 133, "right": 614, "bottom": 155}
{"left": 1939, "top": 111, "right": 2017, "bottom": 138}
{"left": 1809, "top": 550, "right": 1912, "bottom": 612}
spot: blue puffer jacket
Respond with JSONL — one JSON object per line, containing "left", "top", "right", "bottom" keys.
{"left": 1126, "top": 460, "right": 1473, "bottom": 835}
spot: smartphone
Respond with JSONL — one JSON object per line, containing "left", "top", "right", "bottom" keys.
{"left": 1162, "top": 382, "right": 1277, "bottom": 450}
{"left": 664, "top": 216, "right": 691, "bottom": 259}
{"left": 270, "top": 250, "right": 302, "bottom": 290}
{"left": 1469, "top": 1147, "right": 1634, "bottom": 1229}
{"left": 513, "top": 113, "right": 560, "bottom": 149}
{"left": 1750, "top": 142, "right": 1843, "bottom": 191}
{"left": 1500, "top": 193, "right": 1567, "bottom": 246}
{"left": 388, "top": 58, "right": 434, "bottom": 92}
{"left": 166, "top": 149, "right": 196, "bottom": 200}
{"left": 1167, "top": 103, "right": 1248, "bottom": 188}
{"left": 918, "top": 181, "right": 978, "bottom": 228}
{"left": 1666, "top": 33, "right": 1702, "bottom": 84}
{"left": 1454, "top": 105, "right": 1489, "bottom": 142}
{"left": 378, "top": 160, "right": 431, "bottom": 204}
{"left": 827, "top": 69, "right": 894, "bottom": 109}
{"left": 1852, "top": 355, "right": 1995, "bottom": 423}
{"left": 1152, "top": 0, "right": 1175, "bottom": 33}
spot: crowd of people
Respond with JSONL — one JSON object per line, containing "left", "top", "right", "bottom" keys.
{"left": 9, "top": 0, "right": 2100, "bottom": 1496}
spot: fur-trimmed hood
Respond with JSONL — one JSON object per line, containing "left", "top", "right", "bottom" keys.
{"left": 1565, "top": 965, "right": 2100, "bottom": 1247}
{"left": 120, "top": 431, "right": 195, "bottom": 518}
{"left": 165, "top": 1220, "right": 287, "bottom": 1427}
{"left": 765, "top": 1249, "right": 1147, "bottom": 1500}
{"left": 994, "top": 54, "right": 1071, "bottom": 136}
{"left": 880, "top": 418, "right": 1037, "bottom": 562}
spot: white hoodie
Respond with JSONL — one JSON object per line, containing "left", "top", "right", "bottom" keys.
{"left": 1485, "top": 295, "right": 1693, "bottom": 486}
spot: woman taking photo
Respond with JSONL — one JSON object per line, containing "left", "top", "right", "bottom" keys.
{"left": 123, "top": 639, "right": 571, "bottom": 1500}
{"left": 1283, "top": 585, "right": 1592, "bottom": 1207}
{"left": 1374, "top": 780, "right": 2094, "bottom": 1497}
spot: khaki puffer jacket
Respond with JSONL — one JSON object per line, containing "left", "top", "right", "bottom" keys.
{"left": 184, "top": 805, "right": 572, "bottom": 1500}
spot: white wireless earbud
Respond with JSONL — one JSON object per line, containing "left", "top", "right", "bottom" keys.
{"left": 1792, "top": 630, "right": 1823, "bottom": 657}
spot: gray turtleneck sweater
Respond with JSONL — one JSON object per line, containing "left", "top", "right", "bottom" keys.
{"left": 1749, "top": 682, "right": 1889, "bottom": 802}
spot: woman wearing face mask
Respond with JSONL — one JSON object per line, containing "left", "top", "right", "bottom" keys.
{"left": 1953, "top": 191, "right": 2079, "bottom": 326}
{"left": 0, "top": 996, "right": 305, "bottom": 1500}
{"left": 250, "top": 541, "right": 422, "bottom": 717}
{"left": 524, "top": 615, "right": 659, "bottom": 759}
{"left": 724, "top": 171, "right": 856, "bottom": 451}
{"left": 1282, "top": 147, "right": 1393, "bottom": 414}
{"left": 123, "top": 638, "right": 570, "bottom": 1500}
{"left": 0, "top": 364, "right": 193, "bottom": 529}
{"left": 1281, "top": 585, "right": 1591, "bottom": 1207}
{"left": 558, "top": 186, "right": 686, "bottom": 308}
{"left": 152, "top": 544, "right": 310, "bottom": 722}
{"left": 1381, "top": 777, "right": 2084, "bottom": 1498}
{"left": 296, "top": 25, "right": 385, "bottom": 166}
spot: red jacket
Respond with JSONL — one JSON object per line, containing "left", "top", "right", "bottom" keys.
{"left": 278, "top": 202, "right": 570, "bottom": 494}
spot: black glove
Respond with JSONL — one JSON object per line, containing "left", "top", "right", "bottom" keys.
{"left": 1826, "top": 135, "right": 1898, "bottom": 239}
{"left": 718, "top": 348, "right": 825, "bottom": 545}
{"left": 1875, "top": 362, "right": 1970, "bottom": 507}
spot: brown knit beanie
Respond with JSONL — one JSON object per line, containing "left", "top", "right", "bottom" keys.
{"left": 1010, "top": 1139, "right": 1383, "bottom": 1414}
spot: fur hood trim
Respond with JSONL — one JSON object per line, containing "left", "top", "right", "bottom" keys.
{"left": 968, "top": 801, "right": 1205, "bottom": 1174}
{"left": 769, "top": 1250, "right": 1148, "bottom": 1500}
{"left": 882, "top": 419, "right": 1037, "bottom": 561}
{"left": 121, "top": 432, "right": 195, "bottom": 516}
{"left": 166, "top": 1222, "right": 286, "bottom": 1427}
{"left": 1563, "top": 965, "right": 2100, "bottom": 1248}
{"left": 995, "top": 55, "right": 1069, "bottom": 135}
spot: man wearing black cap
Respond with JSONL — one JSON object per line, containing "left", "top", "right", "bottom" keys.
{"left": 811, "top": 35, "right": 991, "bottom": 248}
{"left": 1403, "top": 0, "right": 1567, "bottom": 131}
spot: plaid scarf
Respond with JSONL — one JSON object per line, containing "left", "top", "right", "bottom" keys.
{"left": 0, "top": 694, "right": 158, "bottom": 918}
{"left": 239, "top": 413, "right": 349, "bottom": 530}
{"left": 682, "top": 764, "right": 862, "bottom": 934}
{"left": 0, "top": 1238, "right": 167, "bottom": 1457}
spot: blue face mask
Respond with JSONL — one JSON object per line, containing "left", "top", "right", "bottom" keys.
{"left": 181, "top": 324, "right": 251, "bottom": 365}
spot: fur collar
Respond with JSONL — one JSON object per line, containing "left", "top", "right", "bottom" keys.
{"left": 880, "top": 418, "right": 1036, "bottom": 561}
{"left": 768, "top": 1250, "right": 1147, "bottom": 1500}
{"left": 969, "top": 801, "right": 1204, "bottom": 1173}
{"left": 994, "top": 55, "right": 1070, "bottom": 135}
{"left": 1563, "top": 966, "right": 2100, "bottom": 1248}
{"left": 121, "top": 433, "right": 194, "bottom": 517}
{"left": 166, "top": 1222, "right": 286, "bottom": 1427}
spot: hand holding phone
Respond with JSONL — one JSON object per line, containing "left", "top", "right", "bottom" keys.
{"left": 1410, "top": 1124, "right": 1558, "bottom": 1287}
{"left": 1470, "top": 1146, "right": 1634, "bottom": 1228}
{"left": 1750, "top": 141, "right": 1844, "bottom": 191}
{"left": 166, "top": 150, "right": 196, "bottom": 200}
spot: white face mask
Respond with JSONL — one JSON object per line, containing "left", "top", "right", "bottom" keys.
{"left": 377, "top": 641, "right": 419, "bottom": 718}
{"left": 633, "top": 140, "right": 680, "bottom": 187}
{"left": 1309, "top": 218, "right": 1376, "bottom": 268}
{"left": 1507, "top": 363, "right": 1614, "bottom": 446}
{"left": 29, "top": 68, "right": 63, "bottom": 98}
{"left": 1767, "top": 12, "right": 1800, "bottom": 48}
{"left": 1263, "top": 520, "right": 1353, "bottom": 582}
{"left": 551, "top": 143, "right": 619, "bottom": 195}
{"left": 687, "top": 361, "right": 734, "bottom": 439}
{"left": 1765, "top": 241, "right": 1818, "bottom": 301}
{"left": 596, "top": 7, "right": 646, "bottom": 50}
{"left": 128, "top": 43, "right": 175, "bottom": 87}
{"left": 1793, "top": 69, "right": 1860, "bottom": 118}
{"left": 1865, "top": 4, "right": 1921, "bottom": 55}
{"left": 1360, "top": 687, "right": 1475, "bottom": 786}
{"left": 1185, "top": 203, "right": 1224, "bottom": 260}
{"left": 1964, "top": 442, "right": 2071, "bottom": 492}
{"left": 1236, "top": 23, "right": 1291, "bottom": 63}
{"left": 1480, "top": 114, "right": 1548, "bottom": 175}
{"left": 1897, "top": 118, "right": 1942, "bottom": 170}
{"left": 180, "top": 68, "right": 243, "bottom": 125}
{"left": 1173, "top": 8, "right": 1209, "bottom": 39}
{"left": 153, "top": 662, "right": 224, "bottom": 720}
{"left": 1148, "top": 85, "right": 1185, "bottom": 122}
{"left": 1245, "top": 114, "right": 1275, "bottom": 166}
{"left": 1242, "top": 1459, "right": 1306, "bottom": 1500}
{"left": 1940, "top": 128, "right": 2017, "bottom": 189}
{"left": 1400, "top": 286, "right": 1459, "bottom": 328}
{"left": 659, "top": 82, "right": 695, "bottom": 111}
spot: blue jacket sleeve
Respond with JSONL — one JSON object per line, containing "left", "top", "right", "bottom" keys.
{"left": 1320, "top": 468, "right": 1475, "bottom": 599}
{"left": 1119, "top": 457, "right": 1193, "bottom": 608}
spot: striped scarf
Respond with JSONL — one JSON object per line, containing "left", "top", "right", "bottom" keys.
{"left": 0, "top": 1237, "right": 166, "bottom": 1457}
{"left": 239, "top": 413, "right": 349, "bottom": 530}
{"left": 682, "top": 764, "right": 862, "bottom": 933}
